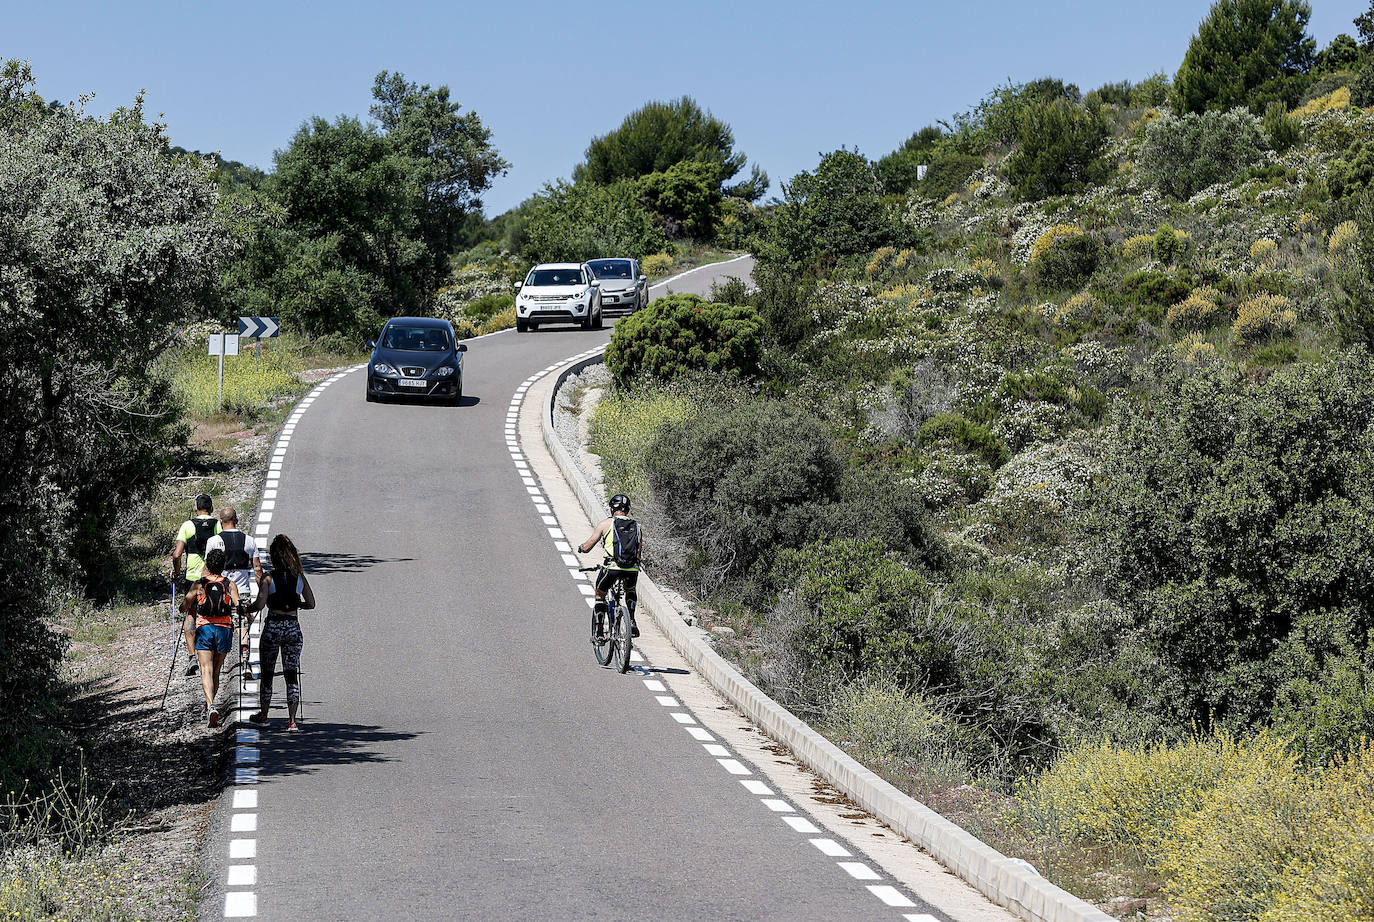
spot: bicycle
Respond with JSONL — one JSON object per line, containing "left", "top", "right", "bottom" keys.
{"left": 581, "top": 565, "right": 633, "bottom": 673}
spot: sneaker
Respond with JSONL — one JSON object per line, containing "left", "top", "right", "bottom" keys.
{"left": 630, "top": 616, "right": 640, "bottom": 639}
{"left": 247, "top": 712, "right": 269, "bottom": 726}
{"left": 208, "top": 710, "right": 220, "bottom": 728}
{"left": 185, "top": 661, "right": 199, "bottom": 677}
{"left": 286, "top": 721, "right": 299, "bottom": 732}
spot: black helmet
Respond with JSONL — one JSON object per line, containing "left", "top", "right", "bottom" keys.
{"left": 609, "top": 494, "right": 631, "bottom": 513}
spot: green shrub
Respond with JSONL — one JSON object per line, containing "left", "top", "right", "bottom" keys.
{"left": 639, "top": 160, "right": 723, "bottom": 239}
{"left": 1002, "top": 98, "right": 1110, "bottom": 201}
{"left": 1264, "top": 101, "right": 1301, "bottom": 151}
{"left": 916, "top": 151, "right": 984, "bottom": 201}
{"left": 522, "top": 179, "right": 665, "bottom": 264}
{"left": 766, "top": 149, "right": 900, "bottom": 270}
{"left": 1137, "top": 108, "right": 1265, "bottom": 199}
{"left": 821, "top": 678, "right": 976, "bottom": 781}
{"left": 464, "top": 291, "right": 514, "bottom": 322}
{"left": 1031, "top": 232, "right": 1101, "bottom": 291}
{"left": 1174, "top": 0, "right": 1315, "bottom": 114}
{"left": 1118, "top": 268, "right": 1193, "bottom": 311}
{"left": 1096, "top": 353, "right": 1374, "bottom": 730}
{"left": 605, "top": 293, "right": 762, "bottom": 386}
{"left": 171, "top": 348, "right": 303, "bottom": 419}
{"left": 918, "top": 413, "right": 1010, "bottom": 466}
{"left": 645, "top": 402, "right": 934, "bottom": 589}
{"left": 1152, "top": 224, "right": 1192, "bottom": 264}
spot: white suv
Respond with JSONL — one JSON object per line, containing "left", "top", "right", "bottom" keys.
{"left": 514, "top": 263, "right": 603, "bottom": 332}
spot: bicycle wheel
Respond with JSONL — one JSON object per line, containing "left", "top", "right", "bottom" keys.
{"left": 614, "top": 602, "right": 633, "bottom": 673}
{"left": 592, "top": 607, "right": 613, "bottom": 667}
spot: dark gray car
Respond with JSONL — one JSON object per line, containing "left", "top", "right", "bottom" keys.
{"left": 364, "top": 317, "right": 467, "bottom": 405}
{"left": 587, "top": 258, "right": 648, "bottom": 316}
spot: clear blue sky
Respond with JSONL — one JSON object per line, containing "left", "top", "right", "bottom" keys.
{"left": 10, "top": 0, "right": 1368, "bottom": 215}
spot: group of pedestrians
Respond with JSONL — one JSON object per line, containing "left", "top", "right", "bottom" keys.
{"left": 170, "top": 493, "right": 314, "bottom": 729}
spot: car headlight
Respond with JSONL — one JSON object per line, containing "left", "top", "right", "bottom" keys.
{"left": 372, "top": 362, "right": 397, "bottom": 376}
{"left": 433, "top": 366, "right": 455, "bottom": 377}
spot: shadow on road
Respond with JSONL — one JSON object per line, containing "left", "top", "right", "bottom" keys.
{"left": 376, "top": 393, "right": 482, "bottom": 407}
{"left": 255, "top": 721, "right": 421, "bottom": 779}
{"left": 299, "top": 551, "right": 415, "bottom": 574}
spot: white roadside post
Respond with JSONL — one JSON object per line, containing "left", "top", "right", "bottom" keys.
{"left": 208, "top": 333, "right": 240, "bottom": 412}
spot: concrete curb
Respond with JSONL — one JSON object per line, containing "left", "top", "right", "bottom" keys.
{"left": 539, "top": 353, "right": 1113, "bottom": 922}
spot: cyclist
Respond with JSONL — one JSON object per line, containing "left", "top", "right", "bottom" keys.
{"left": 171, "top": 493, "right": 221, "bottom": 676}
{"left": 578, "top": 494, "right": 643, "bottom": 642}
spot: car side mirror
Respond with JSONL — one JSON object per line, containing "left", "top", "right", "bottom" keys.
{"left": 589, "top": 279, "right": 600, "bottom": 287}
{"left": 365, "top": 340, "right": 375, "bottom": 350}
{"left": 456, "top": 343, "right": 468, "bottom": 353}
{"left": 638, "top": 275, "right": 647, "bottom": 282}
{"left": 513, "top": 281, "right": 523, "bottom": 290}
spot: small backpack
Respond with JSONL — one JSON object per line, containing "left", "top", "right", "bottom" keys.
{"left": 188, "top": 517, "right": 217, "bottom": 557}
{"left": 610, "top": 518, "right": 641, "bottom": 568}
{"left": 195, "top": 577, "right": 233, "bottom": 623}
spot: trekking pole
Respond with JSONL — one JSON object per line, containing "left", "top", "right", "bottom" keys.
{"left": 160, "top": 581, "right": 180, "bottom": 709}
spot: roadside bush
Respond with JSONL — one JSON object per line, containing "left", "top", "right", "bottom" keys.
{"left": 604, "top": 293, "right": 762, "bottom": 386}
{"left": 522, "top": 179, "right": 665, "bottom": 264}
{"left": 171, "top": 346, "right": 303, "bottom": 419}
{"left": 646, "top": 401, "right": 844, "bottom": 587}
{"left": 464, "top": 291, "right": 514, "bottom": 322}
{"left": 1022, "top": 732, "right": 1296, "bottom": 860}
{"left": 1096, "top": 354, "right": 1374, "bottom": 730}
{"left": 821, "top": 678, "right": 976, "bottom": 782}
{"left": 1231, "top": 293, "right": 1296, "bottom": 346}
{"left": 639, "top": 159, "right": 723, "bottom": 239}
{"left": 588, "top": 384, "right": 700, "bottom": 500}
{"left": 1136, "top": 108, "right": 1264, "bottom": 200}
{"left": 641, "top": 252, "right": 674, "bottom": 277}
{"left": 767, "top": 149, "right": 900, "bottom": 270}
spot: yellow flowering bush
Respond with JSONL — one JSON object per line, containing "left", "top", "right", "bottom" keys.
{"left": 172, "top": 348, "right": 303, "bottom": 419}
{"left": 641, "top": 252, "right": 674, "bottom": 278}
{"left": 1294, "top": 211, "right": 1319, "bottom": 233}
{"left": 1052, "top": 291, "right": 1101, "bottom": 329}
{"left": 479, "top": 306, "right": 517, "bottom": 335}
{"left": 877, "top": 283, "right": 921, "bottom": 301}
{"left": 589, "top": 385, "right": 698, "bottom": 499}
{"left": 1329, "top": 220, "right": 1360, "bottom": 264}
{"left": 1166, "top": 286, "right": 1225, "bottom": 330}
{"left": 1232, "top": 293, "right": 1297, "bottom": 347}
{"left": 1250, "top": 237, "right": 1279, "bottom": 264}
{"left": 1029, "top": 224, "right": 1083, "bottom": 265}
{"left": 865, "top": 246, "right": 897, "bottom": 278}
{"left": 970, "top": 257, "right": 1000, "bottom": 281}
{"left": 1122, "top": 233, "right": 1156, "bottom": 260}
{"left": 1291, "top": 86, "right": 1351, "bottom": 120}
{"left": 943, "top": 192, "right": 960, "bottom": 205}
{"left": 1021, "top": 732, "right": 1271, "bottom": 858}
{"left": 1172, "top": 334, "right": 1220, "bottom": 365}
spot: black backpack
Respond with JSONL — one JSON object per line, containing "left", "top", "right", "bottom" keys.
{"left": 267, "top": 568, "right": 301, "bottom": 613}
{"left": 611, "top": 518, "right": 641, "bottom": 568}
{"left": 220, "top": 531, "right": 251, "bottom": 570}
{"left": 188, "top": 517, "right": 217, "bottom": 557}
{"left": 195, "top": 578, "right": 233, "bottom": 622}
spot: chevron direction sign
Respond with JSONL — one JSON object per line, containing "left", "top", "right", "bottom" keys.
{"left": 238, "top": 316, "right": 280, "bottom": 338}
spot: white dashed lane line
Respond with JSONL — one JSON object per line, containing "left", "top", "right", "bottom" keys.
{"left": 516, "top": 350, "right": 935, "bottom": 921}
{"left": 222, "top": 364, "right": 367, "bottom": 919}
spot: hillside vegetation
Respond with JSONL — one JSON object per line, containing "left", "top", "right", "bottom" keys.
{"left": 590, "top": 2, "right": 1374, "bottom": 916}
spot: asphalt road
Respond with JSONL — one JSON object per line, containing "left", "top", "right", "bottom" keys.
{"left": 202, "top": 255, "right": 980, "bottom": 919}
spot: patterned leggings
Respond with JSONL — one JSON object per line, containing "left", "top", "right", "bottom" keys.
{"left": 259, "top": 618, "right": 303, "bottom": 710}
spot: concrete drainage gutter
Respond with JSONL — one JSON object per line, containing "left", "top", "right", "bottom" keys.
{"left": 541, "top": 352, "right": 1114, "bottom": 922}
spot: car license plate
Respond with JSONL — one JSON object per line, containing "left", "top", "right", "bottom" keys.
{"left": 398, "top": 378, "right": 426, "bottom": 388}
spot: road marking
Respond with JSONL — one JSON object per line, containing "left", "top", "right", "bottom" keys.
{"left": 670, "top": 712, "right": 696, "bottom": 724}
{"left": 838, "top": 862, "right": 881, "bottom": 881}
{"left": 231, "top": 813, "right": 257, "bottom": 832}
{"left": 655, "top": 696, "right": 680, "bottom": 707}
{"left": 226, "top": 864, "right": 255, "bottom": 886}
{"left": 229, "top": 839, "right": 256, "bottom": 859}
{"left": 717, "top": 758, "right": 751, "bottom": 775}
{"left": 686, "top": 727, "right": 716, "bottom": 742}
{"left": 643, "top": 680, "right": 665, "bottom": 692}
{"left": 761, "top": 799, "right": 793, "bottom": 812}
{"left": 224, "top": 891, "right": 256, "bottom": 917}
{"left": 904, "top": 915, "right": 941, "bottom": 922}
{"left": 810, "top": 838, "right": 852, "bottom": 857}
{"left": 868, "top": 886, "right": 917, "bottom": 908}
{"left": 782, "top": 815, "right": 820, "bottom": 834}
{"left": 704, "top": 744, "right": 730, "bottom": 757}
{"left": 232, "top": 790, "right": 257, "bottom": 809}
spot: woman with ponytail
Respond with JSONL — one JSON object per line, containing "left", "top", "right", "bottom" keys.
{"left": 248, "top": 534, "right": 315, "bottom": 730}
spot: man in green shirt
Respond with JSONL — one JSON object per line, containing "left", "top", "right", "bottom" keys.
{"left": 171, "top": 493, "right": 221, "bottom": 676}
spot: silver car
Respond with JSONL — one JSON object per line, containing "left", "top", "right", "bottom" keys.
{"left": 587, "top": 258, "right": 648, "bottom": 316}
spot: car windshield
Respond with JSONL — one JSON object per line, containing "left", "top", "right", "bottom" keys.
{"left": 588, "top": 260, "right": 633, "bottom": 279}
{"left": 381, "top": 325, "right": 450, "bottom": 352}
{"left": 527, "top": 268, "right": 585, "bottom": 286}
